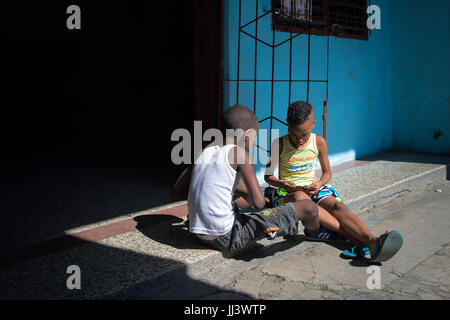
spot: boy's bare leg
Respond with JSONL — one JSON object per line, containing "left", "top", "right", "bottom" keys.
{"left": 283, "top": 191, "right": 359, "bottom": 241}
{"left": 318, "top": 207, "right": 360, "bottom": 244}
{"left": 292, "top": 199, "right": 320, "bottom": 233}
{"left": 238, "top": 194, "right": 320, "bottom": 232}
{"left": 319, "top": 197, "right": 390, "bottom": 255}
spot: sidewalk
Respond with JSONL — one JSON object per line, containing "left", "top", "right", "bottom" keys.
{"left": 193, "top": 181, "right": 450, "bottom": 300}
{"left": 0, "top": 151, "right": 448, "bottom": 299}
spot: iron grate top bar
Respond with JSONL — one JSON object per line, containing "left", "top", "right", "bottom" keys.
{"left": 224, "top": 79, "right": 328, "bottom": 82}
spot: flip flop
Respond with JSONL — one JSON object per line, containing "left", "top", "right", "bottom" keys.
{"left": 342, "top": 246, "right": 370, "bottom": 259}
{"left": 368, "top": 230, "right": 403, "bottom": 263}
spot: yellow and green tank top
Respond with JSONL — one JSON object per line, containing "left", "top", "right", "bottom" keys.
{"left": 279, "top": 134, "right": 318, "bottom": 187}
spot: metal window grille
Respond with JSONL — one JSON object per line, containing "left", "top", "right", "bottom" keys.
{"left": 230, "top": 0, "right": 330, "bottom": 156}
{"left": 273, "top": 0, "right": 369, "bottom": 40}
{"left": 228, "top": 0, "right": 368, "bottom": 156}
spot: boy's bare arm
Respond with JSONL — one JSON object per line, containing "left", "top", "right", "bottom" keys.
{"left": 230, "top": 146, "right": 265, "bottom": 210}
{"left": 265, "top": 174, "right": 297, "bottom": 192}
{"left": 315, "top": 136, "right": 332, "bottom": 186}
{"left": 264, "top": 138, "right": 282, "bottom": 186}
{"left": 234, "top": 180, "right": 253, "bottom": 207}
{"left": 234, "top": 180, "right": 248, "bottom": 197}
{"left": 264, "top": 138, "right": 299, "bottom": 192}
{"left": 170, "top": 165, "right": 193, "bottom": 202}
{"left": 240, "top": 163, "right": 265, "bottom": 210}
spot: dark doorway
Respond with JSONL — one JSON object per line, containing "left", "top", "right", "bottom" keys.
{"left": 0, "top": 1, "right": 224, "bottom": 254}
{"left": 194, "top": 0, "right": 224, "bottom": 131}
{"left": 2, "top": 0, "right": 195, "bottom": 167}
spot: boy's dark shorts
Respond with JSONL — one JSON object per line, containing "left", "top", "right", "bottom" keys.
{"left": 196, "top": 203, "right": 299, "bottom": 253}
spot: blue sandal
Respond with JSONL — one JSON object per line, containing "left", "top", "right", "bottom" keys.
{"left": 368, "top": 230, "right": 403, "bottom": 263}
{"left": 342, "top": 246, "right": 370, "bottom": 259}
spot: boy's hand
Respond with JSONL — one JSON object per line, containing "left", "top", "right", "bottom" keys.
{"left": 281, "top": 180, "right": 297, "bottom": 193}
{"left": 306, "top": 182, "right": 322, "bottom": 195}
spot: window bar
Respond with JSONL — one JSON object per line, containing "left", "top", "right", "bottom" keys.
{"left": 253, "top": 0, "right": 259, "bottom": 113}
{"left": 339, "top": 1, "right": 341, "bottom": 27}
{"left": 250, "top": 0, "right": 259, "bottom": 165}
{"left": 270, "top": 6, "right": 276, "bottom": 153}
{"left": 369, "top": 0, "right": 372, "bottom": 37}
{"left": 224, "top": 79, "right": 328, "bottom": 82}
{"left": 273, "top": 116, "right": 288, "bottom": 126}
{"left": 255, "top": 144, "right": 268, "bottom": 153}
{"left": 241, "top": 30, "right": 273, "bottom": 48}
{"left": 236, "top": 0, "right": 242, "bottom": 104}
{"left": 259, "top": 116, "right": 271, "bottom": 123}
{"left": 324, "top": 31, "right": 330, "bottom": 140}
{"left": 275, "top": 31, "right": 306, "bottom": 48}
{"left": 288, "top": 0, "right": 295, "bottom": 106}
{"left": 240, "top": 10, "right": 271, "bottom": 30}
{"left": 344, "top": 1, "right": 348, "bottom": 36}
{"left": 306, "top": 0, "right": 311, "bottom": 103}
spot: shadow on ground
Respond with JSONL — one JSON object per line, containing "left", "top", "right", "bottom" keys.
{"left": 134, "top": 214, "right": 355, "bottom": 264}
{"left": 0, "top": 232, "right": 249, "bottom": 300}
{"left": 134, "top": 214, "right": 208, "bottom": 251}
{"left": 0, "top": 158, "right": 184, "bottom": 256}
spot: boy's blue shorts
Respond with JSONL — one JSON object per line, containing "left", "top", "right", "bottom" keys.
{"left": 276, "top": 184, "right": 342, "bottom": 205}
{"left": 309, "top": 184, "right": 342, "bottom": 204}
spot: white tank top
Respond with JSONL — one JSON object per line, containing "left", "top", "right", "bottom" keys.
{"left": 188, "top": 144, "right": 241, "bottom": 236}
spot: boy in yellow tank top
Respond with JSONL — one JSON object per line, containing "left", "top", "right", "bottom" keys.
{"left": 264, "top": 101, "right": 403, "bottom": 262}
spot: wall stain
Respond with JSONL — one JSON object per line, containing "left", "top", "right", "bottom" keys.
{"left": 367, "top": 94, "right": 372, "bottom": 114}
{"left": 433, "top": 129, "right": 442, "bottom": 140}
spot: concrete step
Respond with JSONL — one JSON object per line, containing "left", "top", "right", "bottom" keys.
{"left": 333, "top": 151, "right": 448, "bottom": 214}
{"left": 0, "top": 151, "right": 448, "bottom": 299}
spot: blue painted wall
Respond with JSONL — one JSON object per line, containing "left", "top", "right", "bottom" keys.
{"left": 222, "top": 0, "right": 449, "bottom": 182}
{"left": 390, "top": 0, "right": 450, "bottom": 154}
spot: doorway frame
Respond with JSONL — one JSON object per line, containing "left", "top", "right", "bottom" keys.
{"left": 193, "top": 0, "right": 224, "bottom": 131}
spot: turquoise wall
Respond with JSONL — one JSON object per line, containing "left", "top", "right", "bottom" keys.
{"left": 390, "top": 0, "right": 450, "bottom": 154}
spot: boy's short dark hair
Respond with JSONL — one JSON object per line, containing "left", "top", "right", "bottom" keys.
{"left": 223, "top": 105, "right": 258, "bottom": 131}
{"left": 287, "top": 101, "right": 313, "bottom": 125}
